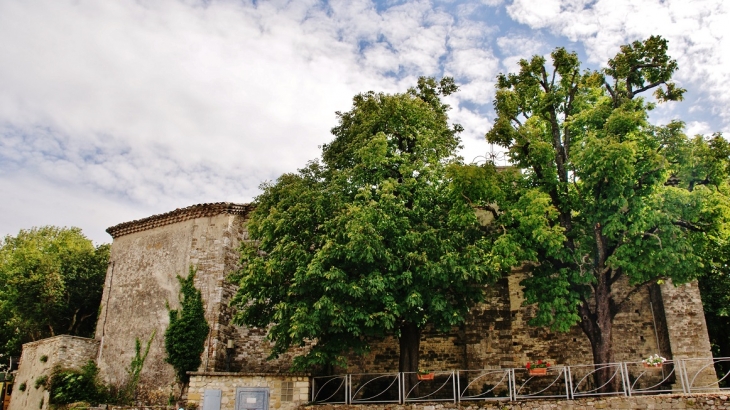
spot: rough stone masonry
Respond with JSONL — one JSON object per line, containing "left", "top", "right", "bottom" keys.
{"left": 8, "top": 202, "right": 719, "bottom": 410}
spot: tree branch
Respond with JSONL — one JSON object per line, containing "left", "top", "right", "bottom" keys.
{"left": 629, "top": 63, "right": 660, "bottom": 74}
{"left": 594, "top": 222, "right": 608, "bottom": 269}
{"left": 67, "top": 308, "right": 79, "bottom": 333}
{"left": 604, "top": 80, "right": 617, "bottom": 107}
{"left": 577, "top": 298, "right": 597, "bottom": 340}
{"left": 550, "top": 69, "right": 556, "bottom": 89}
{"left": 609, "top": 267, "right": 623, "bottom": 286}
{"left": 540, "top": 66, "right": 550, "bottom": 92}
{"left": 630, "top": 80, "right": 665, "bottom": 98}
{"left": 673, "top": 220, "right": 702, "bottom": 232}
{"left": 563, "top": 71, "right": 578, "bottom": 162}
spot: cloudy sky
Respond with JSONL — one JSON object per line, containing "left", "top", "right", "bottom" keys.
{"left": 1, "top": 0, "right": 728, "bottom": 244}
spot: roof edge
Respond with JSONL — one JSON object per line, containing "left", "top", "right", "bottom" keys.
{"left": 106, "top": 202, "right": 252, "bottom": 239}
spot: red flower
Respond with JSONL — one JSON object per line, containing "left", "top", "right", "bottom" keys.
{"left": 526, "top": 362, "right": 531, "bottom": 369}
{"left": 537, "top": 360, "right": 543, "bottom": 365}
{"left": 547, "top": 363, "right": 551, "bottom": 367}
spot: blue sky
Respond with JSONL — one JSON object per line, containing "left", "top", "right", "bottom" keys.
{"left": 0, "top": 0, "right": 728, "bottom": 244}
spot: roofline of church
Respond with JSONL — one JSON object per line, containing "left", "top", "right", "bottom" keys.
{"left": 106, "top": 202, "right": 253, "bottom": 239}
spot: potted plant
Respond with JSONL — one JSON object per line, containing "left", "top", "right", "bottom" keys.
{"left": 417, "top": 369, "right": 434, "bottom": 380}
{"left": 642, "top": 354, "right": 666, "bottom": 368}
{"left": 526, "top": 360, "right": 550, "bottom": 376}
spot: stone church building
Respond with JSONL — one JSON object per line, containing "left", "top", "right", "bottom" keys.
{"left": 8, "top": 202, "right": 717, "bottom": 410}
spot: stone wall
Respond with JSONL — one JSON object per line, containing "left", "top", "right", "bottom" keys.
{"left": 659, "top": 279, "right": 718, "bottom": 388}
{"left": 96, "top": 202, "right": 717, "bottom": 393}
{"left": 214, "top": 279, "right": 308, "bottom": 374}
{"left": 96, "top": 204, "right": 251, "bottom": 391}
{"left": 8, "top": 335, "right": 99, "bottom": 410}
{"left": 188, "top": 372, "right": 310, "bottom": 410}
{"left": 97, "top": 203, "right": 302, "bottom": 395}
{"left": 344, "top": 266, "right": 666, "bottom": 373}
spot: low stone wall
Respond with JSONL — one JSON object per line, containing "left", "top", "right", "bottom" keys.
{"left": 8, "top": 335, "right": 99, "bottom": 410}
{"left": 188, "top": 372, "right": 310, "bottom": 410}
{"left": 301, "top": 394, "right": 730, "bottom": 409}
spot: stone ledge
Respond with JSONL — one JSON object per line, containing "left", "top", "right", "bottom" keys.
{"left": 106, "top": 202, "right": 252, "bottom": 238}
{"left": 21, "top": 334, "right": 99, "bottom": 348}
{"left": 189, "top": 371, "right": 311, "bottom": 377}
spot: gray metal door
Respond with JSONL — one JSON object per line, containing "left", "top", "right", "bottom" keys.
{"left": 235, "top": 387, "right": 269, "bottom": 410}
{"left": 202, "top": 389, "right": 222, "bottom": 410}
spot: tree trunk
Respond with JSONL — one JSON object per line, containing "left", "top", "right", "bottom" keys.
{"left": 399, "top": 322, "right": 421, "bottom": 397}
{"left": 588, "top": 324, "right": 617, "bottom": 393}
{"left": 579, "top": 270, "right": 619, "bottom": 393}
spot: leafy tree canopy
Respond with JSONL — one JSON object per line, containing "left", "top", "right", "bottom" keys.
{"left": 0, "top": 226, "right": 109, "bottom": 356}
{"left": 230, "top": 77, "right": 500, "bottom": 372}
{"left": 454, "top": 36, "right": 730, "bottom": 381}
{"left": 697, "top": 230, "right": 730, "bottom": 383}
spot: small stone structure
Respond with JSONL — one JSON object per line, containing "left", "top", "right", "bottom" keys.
{"left": 9, "top": 202, "right": 720, "bottom": 409}
{"left": 188, "top": 372, "right": 310, "bottom": 410}
{"left": 8, "top": 335, "right": 99, "bottom": 410}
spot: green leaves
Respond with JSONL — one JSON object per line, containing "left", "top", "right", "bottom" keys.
{"left": 480, "top": 35, "right": 730, "bottom": 359}
{"left": 49, "top": 361, "right": 107, "bottom": 406}
{"left": 604, "top": 35, "right": 685, "bottom": 104}
{"left": 164, "top": 267, "right": 209, "bottom": 383}
{"left": 0, "top": 226, "right": 108, "bottom": 357}
{"left": 231, "top": 77, "right": 501, "bottom": 371}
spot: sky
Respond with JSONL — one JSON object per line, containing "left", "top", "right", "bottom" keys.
{"left": 0, "top": 0, "right": 728, "bottom": 244}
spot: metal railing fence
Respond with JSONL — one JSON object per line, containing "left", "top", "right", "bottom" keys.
{"left": 311, "top": 357, "right": 730, "bottom": 404}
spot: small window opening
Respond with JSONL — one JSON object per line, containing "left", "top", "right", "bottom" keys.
{"left": 281, "top": 381, "right": 294, "bottom": 402}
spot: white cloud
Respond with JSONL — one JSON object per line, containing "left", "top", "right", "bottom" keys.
{"left": 496, "top": 34, "right": 548, "bottom": 72}
{"left": 685, "top": 121, "right": 713, "bottom": 137}
{"left": 447, "top": 102, "right": 493, "bottom": 163}
{"left": 0, "top": 171, "right": 150, "bottom": 244}
{"left": 0, "top": 0, "right": 503, "bottom": 240}
{"left": 506, "top": 0, "right": 730, "bottom": 127}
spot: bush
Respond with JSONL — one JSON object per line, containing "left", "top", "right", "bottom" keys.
{"left": 34, "top": 375, "right": 48, "bottom": 389}
{"left": 49, "top": 361, "right": 107, "bottom": 406}
{"left": 165, "top": 267, "right": 209, "bottom": 383}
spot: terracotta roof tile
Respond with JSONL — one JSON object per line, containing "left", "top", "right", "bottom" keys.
{"left": 106, "top": 202, "right": 252, "bottom": 238}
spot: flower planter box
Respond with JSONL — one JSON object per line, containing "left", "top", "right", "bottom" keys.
{"left": 417, "top": 373, "right": 435, "bottom": 381}
{"left": 643, "top": 363, "right": 663, "bottom": 369}
{"left": 528, "top": 368, "right": 548, "bottom": 376}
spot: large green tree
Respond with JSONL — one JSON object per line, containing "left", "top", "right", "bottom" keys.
{"left": 230, "top": 78, "right": 500, "bottom": 374}
{"left": 457, "top": 36, "right": 730, "bottom": 386}
{"left": 0, "top": 226, "right": 110, "bottom": 356}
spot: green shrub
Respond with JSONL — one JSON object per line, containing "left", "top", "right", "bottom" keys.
{"left": 49, "top": 361, "right": 106, "bottom": 406}
{"left": 47, "top": 336, "right": 155, "bottom": 407}
{"left": 40, "top": 355, "right": 48, "bottom": 363}
{"left": 165, "top": 266, "right": 209, "bottom": 383}
{"left": 119, "top": 331, "right": 155, "bottom": 404}
{"left": 34, "top": 375, "right": 48, "bottom": 389}
{"left": 18, "top": 382, "right": 26, "bottom": 391}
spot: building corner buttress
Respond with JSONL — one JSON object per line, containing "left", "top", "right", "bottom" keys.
{"left": 658, "top": 279, "right": 718, "bottom": 387}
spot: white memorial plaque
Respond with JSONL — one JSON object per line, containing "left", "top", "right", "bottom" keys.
{"left": 246, "top": 397, "right": 257, "bottom": 404}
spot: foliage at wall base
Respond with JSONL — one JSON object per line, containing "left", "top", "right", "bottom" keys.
{"left": 49, "top": 361, "right": 106, "bottom": 406}
{"left": 165, "top": 266, "right": 209, "bottom": 383}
